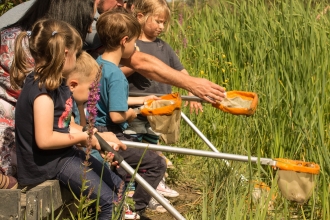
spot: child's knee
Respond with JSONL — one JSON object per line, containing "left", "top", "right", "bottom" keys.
{"left": 158, "top": 156, "right": 167, "bottom": 173}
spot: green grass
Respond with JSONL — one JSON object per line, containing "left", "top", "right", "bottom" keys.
{"left": 163, "top": 0, "right": 330, "bottom": 219}
{"left": 2, "top": 0, "right": 329, "bottom": 219}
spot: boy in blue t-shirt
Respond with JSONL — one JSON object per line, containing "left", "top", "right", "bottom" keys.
{"left": 94, "top": 10, "right": 167, "bottom": 216}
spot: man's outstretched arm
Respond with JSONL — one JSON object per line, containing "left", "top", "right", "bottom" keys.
{"left": 120, "top": 50, "right": 226, "bottom": 103}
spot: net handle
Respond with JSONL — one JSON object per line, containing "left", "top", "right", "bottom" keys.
{"left": 274, "top": 158, "right": 320, "bottom": 174}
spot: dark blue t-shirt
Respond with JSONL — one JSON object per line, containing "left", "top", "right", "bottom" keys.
{"left": 15, "top": 72, "right": 75, "bottom": 186}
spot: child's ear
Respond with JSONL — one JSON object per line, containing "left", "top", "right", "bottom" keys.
{"left": 64, "top": 49, "right": 69, "bottom": 57}
{"left": 68, "top": 80, "right": 78, "bottom": 92}
{"left": 120, "top": 36, "right": 129, "bottom": 46}
{"left": 137, "top": 13, "right": 144, "bottom": 22}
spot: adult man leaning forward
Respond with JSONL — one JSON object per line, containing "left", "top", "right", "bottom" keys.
{"left": 0, "top": 0, "right": 226, "bottom": 103}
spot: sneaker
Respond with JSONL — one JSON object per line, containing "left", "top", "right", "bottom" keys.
{"left": 156, "top": 179, "right": 179, "bottom": 198}
{"left": 125, "top": 204, "right": 140, "bottom": 219}
{"left": 147, "top": 196, "right": 168, "bottom": 213}
{"left": 0, "top": 173, "right": 18, "bottom": 189}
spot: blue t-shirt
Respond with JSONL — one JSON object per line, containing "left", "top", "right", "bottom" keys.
{"left": 95, "top": 56, "right": 128, "bottom": 128}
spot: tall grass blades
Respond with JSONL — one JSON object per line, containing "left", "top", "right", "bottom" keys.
{"left": 165, "top": 0, "right": 330, "bottom": 219}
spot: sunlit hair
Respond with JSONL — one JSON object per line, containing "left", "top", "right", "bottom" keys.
{"left": 10, "top": 18, "right": 82, "bottom": 90}
{"left": 132, "top": 0, "right": 171, "bottom": 33}
{"left": 71, "top": 51, "right": 101, "bottom": 82}
{"left": 96, "top": 10, "right": 141, "bottom": 52}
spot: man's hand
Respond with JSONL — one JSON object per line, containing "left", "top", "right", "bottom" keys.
{"left": 188, "top": 77, "right": 226, "bottom": 104}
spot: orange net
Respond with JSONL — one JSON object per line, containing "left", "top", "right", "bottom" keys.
{"left": 140, "top": 93, "right": 182, "bottom": 143}
{"left": 212, "top": 91, "right": 258, "bottom": 116}
{"left": 275, "top": 159, "right": 320, "bottom": 203}
{"left": 140, "top": 93, "right": 181, "bottom": 116}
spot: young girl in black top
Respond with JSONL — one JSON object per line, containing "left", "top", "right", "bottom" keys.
{"left": 11, "top": 18, "right": 123, "bottom": 220}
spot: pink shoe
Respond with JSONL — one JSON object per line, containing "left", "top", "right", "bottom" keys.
{"left": 156, "top": 180, "right": 179, "bottom": 198}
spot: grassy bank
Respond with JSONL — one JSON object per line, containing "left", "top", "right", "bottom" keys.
{"left": 164, "top": 0, "right": 330, "bottom": 219}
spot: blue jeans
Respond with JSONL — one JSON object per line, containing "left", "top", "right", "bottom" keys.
{"left": 57, "top": 149, "right": 124, "bottom": 220}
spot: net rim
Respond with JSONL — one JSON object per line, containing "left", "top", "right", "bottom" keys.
{"left": 275, "top": 158, "right": 320, "bottom": 174}
{"left": 140, "top": 92, "right": 182, "bottom": 116}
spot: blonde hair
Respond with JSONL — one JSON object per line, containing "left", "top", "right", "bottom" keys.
{"left": 132, "top": 0, "right": 171, "bottom": 33}
{"left": 70, "top": 51, "right": 101, "bottom": 82}
{"left": 96, "top": 10, "right": 141, "bottom": 52}
{"left": 10, "top": 18, "right": 82, "bottom": 90}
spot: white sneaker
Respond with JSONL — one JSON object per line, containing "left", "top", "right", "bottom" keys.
{"left": 125, "top": 205, "right": 140, "bottom": 219}
{"left": 156, "top": 179, "right": 179, "bottom": 198}
{"left": 148, "top": 196, "right": 168, "bottom": 213}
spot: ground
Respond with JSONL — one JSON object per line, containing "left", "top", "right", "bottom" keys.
{"left": 145, "top": 181, "right": 201, "bottom": 220}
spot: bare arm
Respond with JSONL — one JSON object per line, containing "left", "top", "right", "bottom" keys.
{"left": 120, "top": 66, "right": 135, "bottom": 77}
{"left": 127, "top": 95, "right": 160, "bottom": 106}
{"left": 120, "top": 50, "right": 226, "bottom": 103}
{"left": 109, "top": 109, "right": 137, "bottom": 124}
{"left": 34, "top": 94, "right": 100, "bottom": 150}
{"left": 127, "top": 96, "right": 145, "bottom": 106}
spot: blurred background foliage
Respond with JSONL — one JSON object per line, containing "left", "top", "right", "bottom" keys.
{"left": 0, "top": 0, "right": 27, "bottom": 16}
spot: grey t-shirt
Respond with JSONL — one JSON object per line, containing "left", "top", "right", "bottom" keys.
{"left": 127, "top": 38, "right": 184, "bottom": 94}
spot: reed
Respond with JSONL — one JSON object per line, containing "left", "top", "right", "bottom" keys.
{"left": 165, "top": 0, "right": 330, "bottom": 219}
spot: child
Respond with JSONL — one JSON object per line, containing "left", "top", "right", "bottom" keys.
{"left": 67, "top": 51, "right": 125, "bottom": 162}
{"left": 68, "top": 51, "right": 140, "bottom": 219}
{"left": 95, "top": 10, "right": 167, "bottom": 217}
{"left": 123, "top": 0, "right": 203, "bottom": 113}
{"left": 11, "top": 19, "right": 123, "bottom": 220}
{"left": 121, "top": 0, "right": 201, "bottom": 200}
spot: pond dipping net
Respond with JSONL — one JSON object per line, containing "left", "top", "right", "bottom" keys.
{"left": 275, "top": 159, "right": 320, "bottom": 203}
{"left": 140, "top": 93, "right": 182, "bottom": 143}
{"left": 138, "top": 92, "right": 320, "bottom": 204}
{"left": 212, "top": 91, "right": 258, "bottom": 116}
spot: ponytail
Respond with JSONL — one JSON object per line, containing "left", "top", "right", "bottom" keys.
{"left": 10, "top": 31, "right": 32, "bottom": 90}
{"left": 35, "top": 30, "right": 66, "bottom": 90}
